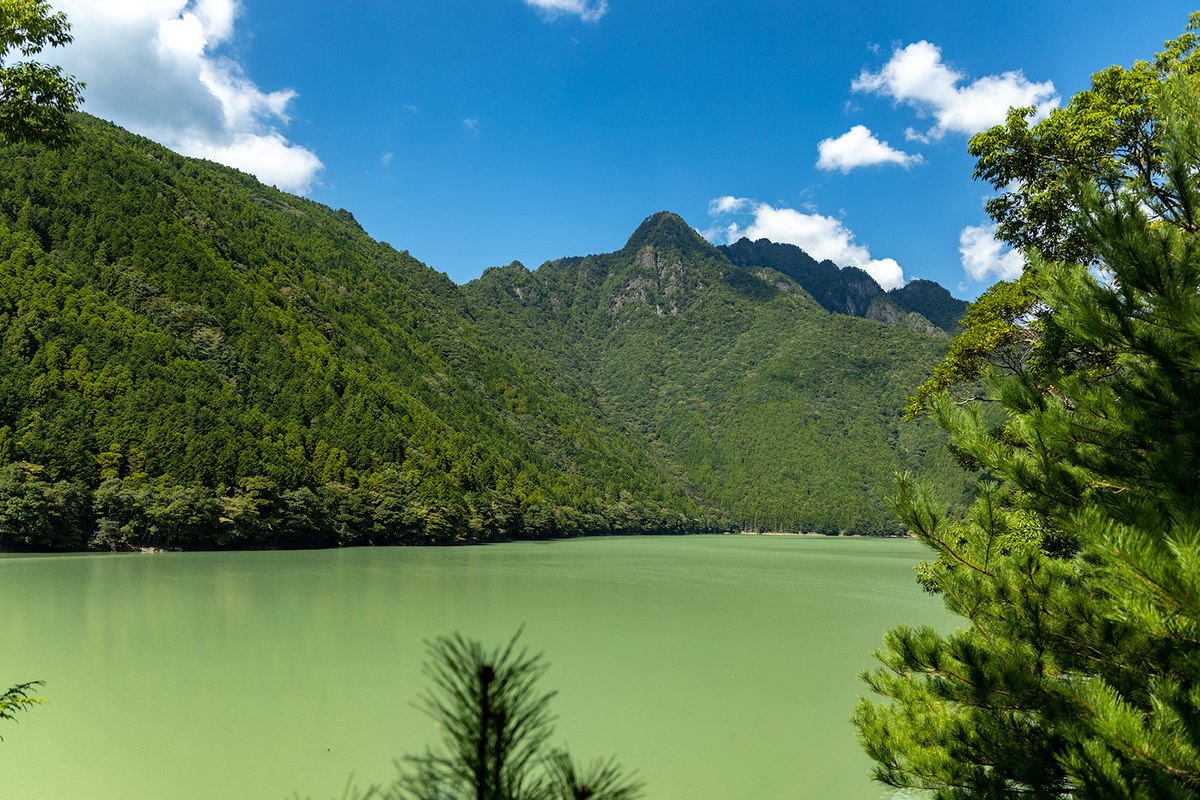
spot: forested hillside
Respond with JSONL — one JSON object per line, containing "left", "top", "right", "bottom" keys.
{"left": 0, "top": 116, "right": 719, "bottom": 551}
{"left": 465, "top": 213, "right": 970, "bottom": 535}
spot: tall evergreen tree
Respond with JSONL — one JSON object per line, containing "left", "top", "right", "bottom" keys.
{"left": 853, "top": 79, "right": 1200, "bottom": 798}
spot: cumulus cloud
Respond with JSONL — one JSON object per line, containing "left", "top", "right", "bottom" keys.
{"left": 959, "top": 222, "right": 1024, "bottom": 282}
{"left": 853, "top": 41, "right": 1059, "bottom": 141}
{"left": 48, "top": 0, "right": 323, "bottom": 194}
{"left": 705, "top": 197, "right": 906, "bottom": 290}
{"left": 708, "top": 195, "right": 750, "bottom": 215}
{"left": 523, "top": 0, "right": 609, "bottom": 22}
{"left": 816, "top": 125, "right": 922, "bottom": 173}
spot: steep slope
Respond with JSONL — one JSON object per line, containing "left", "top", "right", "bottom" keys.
{"left": 0, "top": 117, "right": 715, "bottom": 551}
{"left": 719, "top": 237, "right": 968, "bottom": 332}
{"left": 465, "top": 213, "right": 970, "bottom": 535}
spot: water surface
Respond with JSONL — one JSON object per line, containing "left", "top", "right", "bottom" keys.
{"left": 0, "top": 535, "right": 951, "bottom": 799}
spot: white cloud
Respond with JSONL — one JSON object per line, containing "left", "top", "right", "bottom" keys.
{"left": 48, "top": 0, "right": 323, "bottom": 194}
{"left": 523, "top": 0, "right": 609, "bottom": 22}
{"left": 816, "top": 125, "right": 922, "bottom": 173}
{"left": 464, "top": 117, "right": 480, "bottom": 133}
{"left": 853, "top": 41, "right": 1059, "bottom": 141}
{"left": 705, "top": 198, "right": 906, "bottom": 290}
{"left": 959, "top": 222, "right": 1024, "bottom": 282}
{"left": 708, "top": 195, "right": 750, "bottom": 215}
{"left": 381, "top": 152, "right": 394, "bottom": 167}
{"left": 181, "top": 131, "right": 323, "bottom": 192}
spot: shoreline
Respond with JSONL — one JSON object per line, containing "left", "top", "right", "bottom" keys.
{"left": 0, "top": 530, "right": 915, "bottom": 557}
{"left": 725, "top": 530, "right": 914, "bottom": 539}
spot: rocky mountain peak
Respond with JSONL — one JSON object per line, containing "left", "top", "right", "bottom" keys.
{"left": 622, "top": 211, "right": 714, "bottom": 256}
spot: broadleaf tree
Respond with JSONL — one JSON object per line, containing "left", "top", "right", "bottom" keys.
{"left": 852, "top": 77, "right": 1200, "bottom": 798}
{"left": 908, "top": 13, "right": 1200, "bottom": 417}
{"left": 969, "top": 12, "right": 1200, "bottom": 265}
{"left": 0, "top": 0, "right": 83, "bottom": 148}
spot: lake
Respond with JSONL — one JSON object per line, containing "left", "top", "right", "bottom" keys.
{"left": 0, "top": 535, "right": 951, "bottom": 799}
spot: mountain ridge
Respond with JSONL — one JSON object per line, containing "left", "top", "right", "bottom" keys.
{"left": 718, "top": 236, "right": 968, "bottom": 332}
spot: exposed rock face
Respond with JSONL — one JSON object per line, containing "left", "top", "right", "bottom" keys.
{"left": 865, "top": 296, "right": 903, "bottom": 326}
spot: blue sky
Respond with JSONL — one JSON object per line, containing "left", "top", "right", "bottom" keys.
{"left": 45, "top": 0, "right": 1196, "bottom": 297}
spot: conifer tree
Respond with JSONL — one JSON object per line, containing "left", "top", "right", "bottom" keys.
{"left": 0, "top": 680, "right": 42, "bottom": 739}
{"left": 365, "top": 631, "right": 643, "bottom": 800}
{"left": 853, "top": 79, "right": 1200, "bottom": 799}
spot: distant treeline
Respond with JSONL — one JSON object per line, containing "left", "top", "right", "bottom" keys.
{"left": 0, "top": 461, "right": 720, "bottom": 552}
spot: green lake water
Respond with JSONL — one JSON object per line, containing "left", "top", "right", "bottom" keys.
{"left": 0, "top": 535, "right": 951, "bottom": 799}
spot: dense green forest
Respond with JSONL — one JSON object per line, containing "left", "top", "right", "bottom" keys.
{"left": 0, "top": 115, "right": 971, "bottom": 550}
{"left": 464, "top": 212, "right": 970, "bottom": 535}
{"left": 0, "top": 116, "right": 720, "bottom": 551}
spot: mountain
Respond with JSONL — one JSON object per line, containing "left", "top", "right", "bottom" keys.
{"left": 464, "top": 212, "right": 971, "bottom": 535}
{"left": 718, "top": 237, "right": 968, "bottom": 332}
{"left": 0, "top": 117, "right": 718, "bottom": 551}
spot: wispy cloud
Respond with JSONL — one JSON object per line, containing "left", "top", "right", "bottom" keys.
{"left": 463, "top": 117, "right": 480, "bottom": 133}
{"left": 959, "top": 222, "right": 1024, "bottom": 282}
{"left": 522, "top": 0, "right": 609, "bottom": 22}
{"left": 403, "top": 103, "right": 419, "bottom": 113}
{"left": 381, "top": 152, "right": 394, "bottom": 167}
{"left": 49, "top": 0, "right": 322, "bottom": 194}
{"left": 704, "top": 197, "right": 906, "bottom": 290}
{"left": 816, "top": 125, "right": 923, "bottom": 173}
{"left": 853, "top": 41, "right": 1058, "bottom": 141}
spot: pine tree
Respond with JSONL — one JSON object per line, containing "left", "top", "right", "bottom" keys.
{"left": 0, "top": 680, "right": 43, "bottom": 740}
{"left": 852, "top": 79, "right": 1200, "bottom": 799}
{"left": 362, "top": 631, "right": 644, "bottom": 800}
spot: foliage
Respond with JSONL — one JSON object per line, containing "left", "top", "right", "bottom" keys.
{"left": 0, "top": 0, "right": 84, "bottom": 148}
{"left": 903, "top": 16, "right": 1199, "bottom": 427}
{"left": 853, "top": 78, "right": 1200, "bottom": 799}
{"left": 968, "top": 12, "right": 1200, "bottom": 264}
{"left": 368, "top": 632, "right": 643, "bottom": 800}
{"left": 542, "top": 753, "right": 644, "bottom": 800}
{"left": 904, "top": 271, "right": 1047, "bottom": 419}
{"left": 396, "top": 632, "right": 556, "bottom": 800}
{"left": 0, "top": 680, "right": 43, "bottom": 739}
